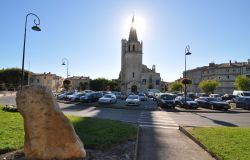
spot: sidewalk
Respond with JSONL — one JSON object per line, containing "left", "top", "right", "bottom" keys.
{"left": 136, "top": 127, "right": 214, "bottom": 160}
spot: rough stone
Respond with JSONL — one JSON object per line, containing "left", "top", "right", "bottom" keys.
{"left": 16, "top": 85, "right": 86, "bottom": 160}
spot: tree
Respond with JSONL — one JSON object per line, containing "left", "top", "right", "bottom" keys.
{"left": 0, "top": 68, "right": 31, "bottom": 91}
{"left": 234, "top": 76, "right": 250, "bottom": 91}
{"left": 181, "top": 78, "right": 192, "bottom": 85}
{"left": 199, "top": 80, "right": 220, "bottom": 94}
{"left": 63, "top": 79, "right": 72, "bottom": 91}
{"left": 108, "top": 80, "right": 118, "bottom": 91}
{"left": 79, "top": 82, "right": 88, "bottom": 91}
{"left": 169, "top": 82, "right": 183, "bottom": 92}
{"left": 90, "top": 78, "right": 109, "bottom": 91}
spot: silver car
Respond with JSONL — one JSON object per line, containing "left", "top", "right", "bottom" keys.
{"left": 125, "top": 95, "right": 140, "bottom": 106}
{"left": 98, "top": 94, "right": 117, "bottom": 104}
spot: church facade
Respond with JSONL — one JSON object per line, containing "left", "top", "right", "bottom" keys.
{"left": 120, "top": 16, "right": 161, "bottom": 94}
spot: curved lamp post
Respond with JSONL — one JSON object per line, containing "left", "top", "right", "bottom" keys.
{"left": 21, "top": 13, "right": 41, "bottom": 90}
{"left": 61, "top": 58, "right": 69, "bottom": 78}
{"left": 184, "top": 45, "right": 192, "bottom": 104}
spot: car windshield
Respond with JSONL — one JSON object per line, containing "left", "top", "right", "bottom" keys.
{"left": 207, "top": 97, "right": 217, "bottom": 101}
{"left": 243, "top": 93, "right": 250, "bottom": 96}
{"left": 181, "top": 97, "right": 193, "bottom": 101}
{"left": 128, "top": 95, "right": 139, "bottom": 99}
{"left": 104, "top": 95, "right": 112, "bottom": 98}
{"left": 139, "top": 94, "right": 144, "bottom": 96}
{"left": 161, "top": 95, "right": 174, "bottom": 100}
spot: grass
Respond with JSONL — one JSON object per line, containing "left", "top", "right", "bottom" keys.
{"left": 190, "top": 127, "right": 250, "bottom": 160}
{"left": 0, "top": 108, "right": 137, "bottom": 154}
{"left": 0, "top": 107, "right": 24, "bottom": 154}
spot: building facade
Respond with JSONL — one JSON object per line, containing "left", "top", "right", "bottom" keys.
{"left": 29, "top": 72, "right": 63, "bottom": 92}
{"left": 185, "top": 60, "right": 250, "bottom": 94}
{"left": 120, "top": 16, "right": 161, "bottom": 94}
{"left": 67, "top": 76, "right": 90, "bottom": 90}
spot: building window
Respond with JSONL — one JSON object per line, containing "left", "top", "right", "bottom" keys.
{"left": 227, "top": 75, "right": 230, "bottom": 79}
{"left": 133, "top": 72, "right": 135, "bottom": 78}
{"left": 133, "top": 45, "right": 135, "bottom": 51}
{"left": 142, "top": 79, "right": 146, "bottom": 85}
{"left": 156, "top": 80, "right": 160, "bottom": 85}
{"left": 226, "top": 69, "right": 229, "bottom": 72}
{"left": 44, "top": 76, "right": 46, "bottom": 79}
{"left": 37, "top": 79, "right": 39, "bottom": 83}
{"left": 218, "top": 76, "right": 221, "bottom": 79}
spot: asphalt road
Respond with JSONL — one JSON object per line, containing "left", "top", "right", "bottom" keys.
{"left": 1, "top": 95, "right": 250, "bottom": 127}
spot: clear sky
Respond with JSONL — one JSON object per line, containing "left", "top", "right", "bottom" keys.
{"left": 1, "top": 0, "right": 250, "bottom": 82}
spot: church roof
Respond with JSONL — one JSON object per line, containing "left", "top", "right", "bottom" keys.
{"left": 128, "top": 16, "right": 138, "bottom": 42}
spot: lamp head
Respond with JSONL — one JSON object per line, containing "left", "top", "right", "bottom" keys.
{"left": 62, "top": 62, "right": 66, "bottom": 65}
{"left": 32, "top": 25, "right": 41, "bottom": 31}
{"left": 185, "top": 52, "right": 191, "bottom": 55}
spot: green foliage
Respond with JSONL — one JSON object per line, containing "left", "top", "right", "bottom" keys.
{"left": 69, "top": 116, "right": 137, "bottom": 149}
{"left": 234, "top": 76, "right": 250, "bottom": 91}
{"left": 190, "top": 127, "right": 250, "bottom": 160}
{"left": 169, "top": 82, "right": 183, "bottom": 92}
{"left": 198, "top": 80, "right": 220, "bottom": 94}
{"left": 79, "top": 82, "right": 88, "bottom": 91}
{"left": 90, "top": 78, "right": 118, "bottom": 91}
{"left": 63, "top": 79, "right": 72, "bottom": 90}
{"left": 181, "top": 78, "right": 192, "bottom": 85}
{"left": 0, "top": 68, "right": 32, "bottom": 91}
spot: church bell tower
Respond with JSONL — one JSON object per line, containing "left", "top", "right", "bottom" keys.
{"left": 120, "top": 16, "right": 143, "bottom": 94}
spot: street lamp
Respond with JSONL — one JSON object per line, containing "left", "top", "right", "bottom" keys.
{"left": 61, "top": 58, "right": 69, "bottom": 78}
{"left": 21, "top": 13, "right": 41, "bottom": 90}
{"left": 184, "top": 45, "right": 192, "bottom": 104}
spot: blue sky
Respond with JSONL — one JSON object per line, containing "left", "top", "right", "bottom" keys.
{"left": 1, "top": 0, "right": 250, "bottom": 81}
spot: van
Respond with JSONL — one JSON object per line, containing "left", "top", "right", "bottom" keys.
{"left": 233, "top": 90, "right": 250, "bottom": 97}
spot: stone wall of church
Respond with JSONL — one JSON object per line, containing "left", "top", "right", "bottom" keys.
{"left": 140, "top": 72, "right": 161, "bottom": 92}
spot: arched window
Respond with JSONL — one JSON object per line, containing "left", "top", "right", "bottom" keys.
{"left": 133, "top": 45, "right": 135, "bottom": 51}
{"left": 133, "top": 72, "right": 135, "bottom": 78}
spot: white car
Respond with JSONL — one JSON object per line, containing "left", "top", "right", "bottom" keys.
{"left": 125, "top": 95, "right": 140, "bottom": 106}
{"left": 98, "top": 94, "right": 117, "bottom": 104}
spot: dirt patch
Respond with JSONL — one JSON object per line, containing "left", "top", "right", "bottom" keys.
{"left": 0, "top": 140, "right": 135, "bottom": 160}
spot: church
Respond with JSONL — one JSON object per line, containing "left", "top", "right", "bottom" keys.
{"left": 120, "top": 16, "right": 161, "bottom": 94}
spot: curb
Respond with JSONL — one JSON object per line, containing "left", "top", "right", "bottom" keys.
{"left": 134, "top": 126, "right": 141, "bottom": 160}
{"left": 179, "top": 126, "right": 221, "bottom": 160}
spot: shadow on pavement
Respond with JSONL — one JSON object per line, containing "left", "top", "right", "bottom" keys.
{"left": 193, "top": 113, "right": 238, "bottom": 127}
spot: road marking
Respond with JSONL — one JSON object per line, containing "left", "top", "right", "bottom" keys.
{"left": 138, "top": 111, "right": 179, "bottom": 129}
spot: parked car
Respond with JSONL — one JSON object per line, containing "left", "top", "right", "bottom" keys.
{"left": 125, "top": 95, "right": 140, "bottom": 106}
{"left": 156, "top": 93, "right": 175, "bottom": 108}
{"left": 221, "top": 94, "right": 237, "bottom": 101}
{"left": 98, "top": 94, "right": 117, "bottom": 104}
{"left": 233, "top": 90, "right": 250, "bottom": 97}
{"left": 174, "top": 96, "right": 198, "bottom": 109}
{"left": 80, "top": 92, "right": 103, "bottom": 103}
{"left": 138, "top": 93, "right": 148, "bottom": 101}
{"left": 210, "top": 94, "right": 222, "bottom": 101}
{"left": 69, "top": 92, "right": 86, "bottom": 102}
{"left": 57, "top": 91, "right": 75, "bottom": 100}
{"left": 229, "top": 97, "right": 250, "bottom": 109}
{"left": 195, "top": 97, "right": 229, "bottom": 111}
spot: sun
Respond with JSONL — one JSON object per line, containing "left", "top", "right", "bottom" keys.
{"left": 123, "top": 15, "right": 146, "bottom": 39}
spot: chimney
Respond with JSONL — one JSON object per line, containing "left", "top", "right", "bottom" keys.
{"left": 209, "top": 62, "right": 215, "bottom": 67}
{"left": 152, "top": 65, "right": 156, "bottom": 72}
{"left": 229, "top": 60, "right": 232, "bottom": 65}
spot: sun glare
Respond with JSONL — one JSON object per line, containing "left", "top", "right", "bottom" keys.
{"left": 123, "top": 15, "right": 146, "bottom": 39}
